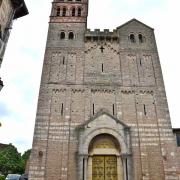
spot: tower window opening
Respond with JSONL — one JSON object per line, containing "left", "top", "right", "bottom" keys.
{"left": 62, "top": 7, "right": 66, "bottom": 16}
{"left": 60, "top": 32, "right": 65, "bottom": 39}
{"left": 56, "top": 7, "right": 60, "bottom": 16}
{"left": 78, "top": 8, "right": 82, "bottom": 16}
{"left": 93, "top": 103, "right": 95, "bottom": 115}
{"left": 69, "top": 32, "right": 74, "bottom": 39}
{"left": 72, "top": 8, "right": 76, "bottom": 16}
{"left": 139, "top": 34, "right": 144, "bottom": 43}
{"left": 129, "top": 34, "right": 135, "bottom": 43}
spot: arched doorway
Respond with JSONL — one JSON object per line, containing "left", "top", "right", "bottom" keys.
{"left": 87, "top": 134, "right": 124, "bottom": 180}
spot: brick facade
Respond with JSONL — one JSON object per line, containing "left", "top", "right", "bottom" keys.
{"left": 28, "top": 1, "right": 180, "bottom": 180}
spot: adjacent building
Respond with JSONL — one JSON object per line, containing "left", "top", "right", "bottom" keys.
{"left": 0, "top": 0, "right": 28, "bottom": 90}
{"left": 29, "top": 1, "right": 180, "bottom": 180}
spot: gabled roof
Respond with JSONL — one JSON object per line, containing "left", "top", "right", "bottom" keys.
{"left": 11, "top": 0, "right": 29, "bottom": 19}
{"left": 77, "top": 109, "right": 130, "bottom": 130}
{"left": 117, "top": 18, "right": 154, "bottom": 30}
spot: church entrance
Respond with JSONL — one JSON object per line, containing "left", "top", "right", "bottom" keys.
{"left": 92, "top": 155, "right": 117, "bottom": 180}
{"left": 87, "top": 134, "right": 123, "bottom": 180}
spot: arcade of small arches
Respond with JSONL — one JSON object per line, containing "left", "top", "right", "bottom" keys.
{"left": 56, "top": 6, "right": 82, "bottom": 17}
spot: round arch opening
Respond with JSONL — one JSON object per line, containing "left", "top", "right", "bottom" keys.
{"left": 87, "top": 134, "right": 124, "bottom": 180}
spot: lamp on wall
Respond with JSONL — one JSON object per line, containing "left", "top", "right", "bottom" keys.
{"left": 0, "top": 78, "right": 3, "bottom": 91}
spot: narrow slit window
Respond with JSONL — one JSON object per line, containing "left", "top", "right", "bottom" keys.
{"left": 62, "top": 7, "right": 66, "bottom": 16}
{"left": 61, "top": 103, "right": 64, "bottom": 116}
{"left": 143, "top": 104, "right": 147, "bottom": 116}
{"left": 102, "top": 63, "right": 104, "bottom": 72}
{"left": 130, "top": 34, "right": 135, "bottom": 43}
{"left": 140, "top": 58, "right": 142, "bottom": 66}
{"left": 63, "top": 56, "right": 65, "bottom": 64}
{"left": 113, "top": 104, "right": 115, "bottom": 115}
{"left": 72, "top": 8, "right": 76, "bottom": 16}
{"left": 93, "top": 103, "right": 95, "bottom": 115}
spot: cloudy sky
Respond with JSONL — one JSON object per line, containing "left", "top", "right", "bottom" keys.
{"left": 0, "top": 0, "right": 180, "bottom": 153}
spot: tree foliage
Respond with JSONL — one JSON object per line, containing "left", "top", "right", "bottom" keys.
{"left": 0, "top": 144, "right": 31, "bottom": 176}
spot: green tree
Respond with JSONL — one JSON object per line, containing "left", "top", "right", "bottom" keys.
{"left": 0, "top": 144, "right": 24, "bottom": 176}
{"left": 21, "top": 149, "right": 31, "bottom": 170}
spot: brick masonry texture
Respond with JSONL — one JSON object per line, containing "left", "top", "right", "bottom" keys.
{"left": 28, "top": 1, "right": 180, "bottom": 180}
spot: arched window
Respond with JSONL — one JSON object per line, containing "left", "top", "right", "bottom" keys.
{"left": 129, "top": 33, "right": 135, "bottom": 43}
{"left": 62, "top": 7, "right": 66, "bottom": 16}
{"left": 56, "top": 7, "right": 60, "bottom": 16}
{"left": 69, "top": 32, "right": 74, "bottom": 39}
{"left": 78, "top": 8, "right": 82, "bottom": 16}
{"left": 72, "top": 8, "right": 76, "bottom": 16}
{"left": 60, "top": 32, "right": 65, "bottom": 39}
{"left": 139, "top": 34, "right": 145, "bottom": 43}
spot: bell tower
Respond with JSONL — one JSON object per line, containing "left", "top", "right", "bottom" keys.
{"left": 47, "top": 0, "right": 88, "bottom": 49}
{"left": 29, "top": 1, "right": 89, "bottom": 180}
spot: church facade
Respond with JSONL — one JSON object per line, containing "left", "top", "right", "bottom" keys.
{"left": 28, "top": 0, "right": 180, "bottom": 180}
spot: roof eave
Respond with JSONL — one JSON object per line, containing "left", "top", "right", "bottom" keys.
{"left": 11, "top": 0, "right": 29, "bottom": 19}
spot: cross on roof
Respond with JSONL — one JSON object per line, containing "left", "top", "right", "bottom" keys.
{"left": 100, "top": 46, "right": 105, "bottom": 53}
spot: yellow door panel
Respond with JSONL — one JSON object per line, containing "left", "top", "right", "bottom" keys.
{"left": 92, "top": 156, "right": 117, "bottom": 180}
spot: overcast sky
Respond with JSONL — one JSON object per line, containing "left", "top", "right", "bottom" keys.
{"left": 0, "top": 0, "right": 180, "bottom": 153}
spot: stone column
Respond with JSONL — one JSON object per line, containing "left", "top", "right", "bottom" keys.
{"left": 84, "top": 155, "right": 88, "bottom": 180}
{"left": 121, "top": 153, "right": 132, "bottom": 180}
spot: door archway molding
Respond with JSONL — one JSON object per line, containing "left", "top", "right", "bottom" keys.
{"left": 76, "top": 110, "right": 133, "bottom": 180}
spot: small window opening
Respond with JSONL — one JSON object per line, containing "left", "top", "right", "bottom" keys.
{"left": 143, "top": 104, "right": 147, "bottom": 116}
{"left": 130, "top": 34, "right": 135, "bottom": 43}
{"left": 69, "top": 32, "right": 74, "bottom": 39}
{"left": 63, "top": 56, "right": 65, "bottom": 64}
{"left": 93, "top": 103, "right": 95, "bottom": 115}
{"left": 56, "top": 7, "right": 60, "bottom": 16}
{"left": 78, "top": 8, "right": 82, "bottom": 16}
{"left": 61, "top": 103, "right": 64, "bottom": 116}
{"left": 60, "top": 32, "right": 65, "bottom": 39}
{"left": 72, "top": 8, "right": 76, "bottom": 16}
{"left": 139, "top": 34, "right": 143, "bottom": 43}
{"left": 140, "top": 59, "right": 142, "bottom": 66}
{"left": 113, "top": 104, "right": 115, "bottom": 115}
{"left": 62, "top": 7, "right": 66, "bottom": 16}
{"left": 102, "top": 63, "right": 104, "bottom": 72}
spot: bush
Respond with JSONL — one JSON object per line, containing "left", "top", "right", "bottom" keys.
{"left": 0, "top": 175, "right": 5, "bottom": 180}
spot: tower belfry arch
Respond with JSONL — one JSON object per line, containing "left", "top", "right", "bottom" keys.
{"left": 28, "top": 1, "right": 180, "bottom": 180}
